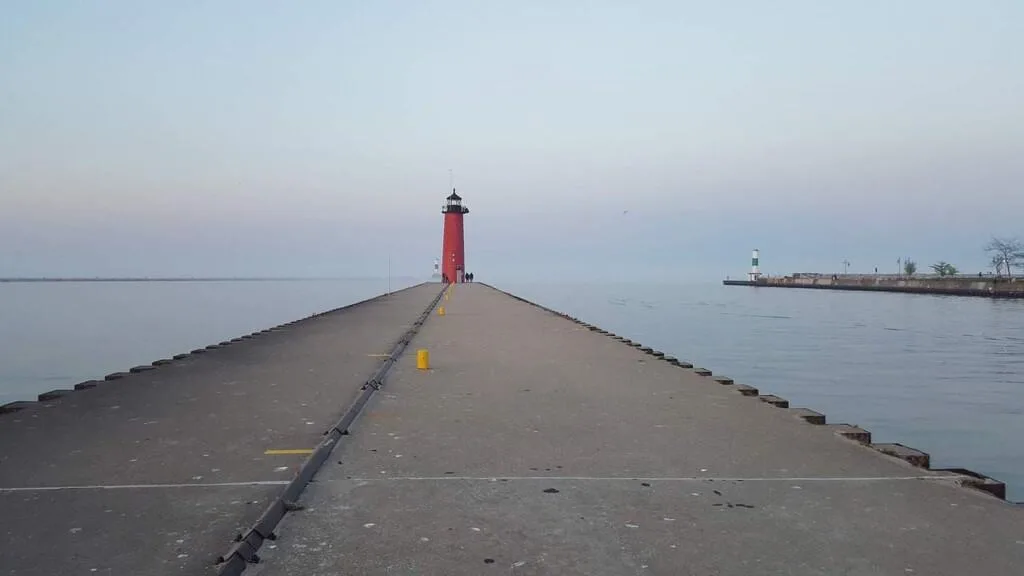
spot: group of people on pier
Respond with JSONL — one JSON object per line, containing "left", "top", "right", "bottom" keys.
{"left": 441, "top": 272, "right": 473, "bottom": 283}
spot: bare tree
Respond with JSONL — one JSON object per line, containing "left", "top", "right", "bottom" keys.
{"left": 991, "top": 255, "right": 1005, "bottom": 277}
{"left": 985, "top": 237, "right": 1023, "bottom": 278}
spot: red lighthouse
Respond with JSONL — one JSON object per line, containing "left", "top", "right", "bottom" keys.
{"left": 441, "top": 188, "right": 469, "bottom": 283}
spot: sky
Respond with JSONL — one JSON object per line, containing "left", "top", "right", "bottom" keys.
{"left": 1, "top": 0, "right": 1022, "bottom": 282}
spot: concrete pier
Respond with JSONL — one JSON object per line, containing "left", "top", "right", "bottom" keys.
{"left": 2, "top": 282, "right": 1021, "bottom": 575}
{"left": 725, "top": 275, "right": 1024, "bottom": 298}
{"left": 254, "top": 284, "right": 1021, "bottom": 576}
{"left": 0, "top": 283, "right": 442, "bottom": 576}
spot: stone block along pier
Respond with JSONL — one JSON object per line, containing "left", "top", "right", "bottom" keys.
{"left": 1, "top": 283, "right": 1021, "bottom": 575}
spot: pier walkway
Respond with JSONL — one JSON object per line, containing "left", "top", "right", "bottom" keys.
{"left": 0, "top": 283, "right": 442, "bottom": 576}
{"left": 256, "top": 283, "right": 1021, "bottom": 576}
{"left": 2, "top": 282, "right": 1021, "bottom": 575}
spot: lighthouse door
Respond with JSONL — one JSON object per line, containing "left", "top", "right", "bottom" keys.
{"left": 456, "top": 265, "right": 464, "bottom": 283}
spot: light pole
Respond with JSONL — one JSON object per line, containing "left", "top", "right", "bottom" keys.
{"left": 842, "top": 259, "right": 850, "bottom": 275}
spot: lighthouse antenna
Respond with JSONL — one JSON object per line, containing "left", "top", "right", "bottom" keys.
{"left": 449, "top": 168, "right": 454, "bottom": 192}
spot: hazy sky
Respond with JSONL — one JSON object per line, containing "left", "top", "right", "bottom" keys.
{"left": 2, "top": 1, "right": 1022, "bottom": 281}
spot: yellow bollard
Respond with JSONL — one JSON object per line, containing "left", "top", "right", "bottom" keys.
{"left": 438, "top": 306, "right": 446, "bottom": 316}
{"left": 444, "top": 291, "right": 449, "bottom": 301}
{"left": 416, "top": 349, "right": 430, "bottom": 370}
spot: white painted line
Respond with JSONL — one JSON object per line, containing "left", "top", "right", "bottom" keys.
{"left": 337, "top": 475, "right": 947, "bottom": 482}
{"left": 0, "top": 480, "right": 290, "bottom": 492}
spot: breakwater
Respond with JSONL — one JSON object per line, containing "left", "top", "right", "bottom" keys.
{"left": 2, "top": 282, "right": 1020, "bottom": 576}
{"left": 725, "top": 274, "right": 1024, "bottom": 298}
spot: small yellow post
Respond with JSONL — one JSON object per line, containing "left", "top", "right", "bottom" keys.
{"left": 444, "top": 291, "right": 449, "bottom": 301}
{"left": 416, "top": 349, "right": 430, "bottom": 370}
{"left": 438, "top": 306, "right": 445, "bottom": 316}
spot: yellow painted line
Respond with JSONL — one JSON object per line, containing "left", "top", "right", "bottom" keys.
{"left": 264, "top": 449, "right": 315, "bottom": 455}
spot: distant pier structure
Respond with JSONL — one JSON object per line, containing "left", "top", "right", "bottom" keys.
{"left": 430, "top": 258, "right": 441, "bottom": 281}
{"left": 749, "top": 248, "right": 761, "bottom": 282}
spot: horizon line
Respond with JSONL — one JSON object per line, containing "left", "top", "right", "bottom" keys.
{"left": 0, "top": 276, "right": 425, "bottom": 283}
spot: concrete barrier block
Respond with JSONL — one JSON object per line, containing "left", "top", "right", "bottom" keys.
{"left": 230, "top": 338, "right": 244, "bottom": 343}
{"left": 241, "top": 335, "right": 254, "bottom": 340}
{"left": 191, "top": 349, "right": 207, "bottom": 354}
{"left": 675, "top": 360, "right": 694, "bottom": 369}
{"left": 828, "top": 423, "right": 870, "bottom": 444}
{"left": 0, "top": 401, "right": 35, "bottom": 414}
{"left": 152, "top": 359, "right": 173, "bottom": 366}
{"left": 713, "top": 376, "right": 734, "bottom": 386}
{"left": 758, "top": 395, "right": 790, "bottom": 408}
{"left": 630, "top": 342, "right": 642, "bottom": 348}
{"left": 662, "top": 355, "right": 678, "bottom": 363}
{"left": 130, "top": 365, "right": 156, "bottom": 373}
{"left": 173, "top": 353, "right": 190, "bottom": 360}
{"left": 873, "top": 443, "right": 930, "bottom": 468}
{"left": 219, "top": 341, "right": 232, "bottom": 346}
{"left": 38, "top": 389, "right": 73, "bottom": 401}
{"left": 651, "top": 350, "right": 665, "bottom": 358}
{"left": 936, "top": 468, "right": 1006, "bottom": 500}
{"left": 791, "top": 408, "right": 826, "bottom": 425}
{"left": 206, "top": 344, "right": 221, "bottom": 350}
{"left": 640, "top": 346, "right": 654, "bottom": 353}
{"left": 734, "top": 384, "right": 759, "bottom": 396}
{"left": 693, "top": 368, "right": 712, "bottom": 377}
{"left": 105, "top": 372, "right": 129, "bottom": 381}
{"left": 74, "top": 380, "right": 100, "bottom": 391}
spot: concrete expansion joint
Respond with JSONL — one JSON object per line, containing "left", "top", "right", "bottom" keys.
{"left": 759, "top": 394, "right": 790, "bottom": 409}
{"left": 733, "top": 384, "right": 760, "bottom": 396}
{"left": 791, "top": 407, "right": 826, "bottom": 425}
{"left": 74, "top": 380, "right": 100, "bottom": 390}
{"left": 37, "top": 389, "right": 72, "bottom": 402}
{"left": 0, "top": 401, "right": 35, "bottom": 414}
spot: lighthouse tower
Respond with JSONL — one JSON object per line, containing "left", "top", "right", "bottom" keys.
{"left": 441, "top": 188, "right": 469, "bottom": 283}
{"left": 748, "top": 249, "right": 761, "bottom": 282}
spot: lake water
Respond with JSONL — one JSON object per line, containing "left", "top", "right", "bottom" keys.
{"left": 2, "top": 279, "right": 1022, "bottom": 501}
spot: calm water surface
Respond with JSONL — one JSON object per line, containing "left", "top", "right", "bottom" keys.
{"left": 1, "top": 279, "right": 1022, "bottom": 500}
{"left": 0, "top": 279, "right": 416, "bottom": 404}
